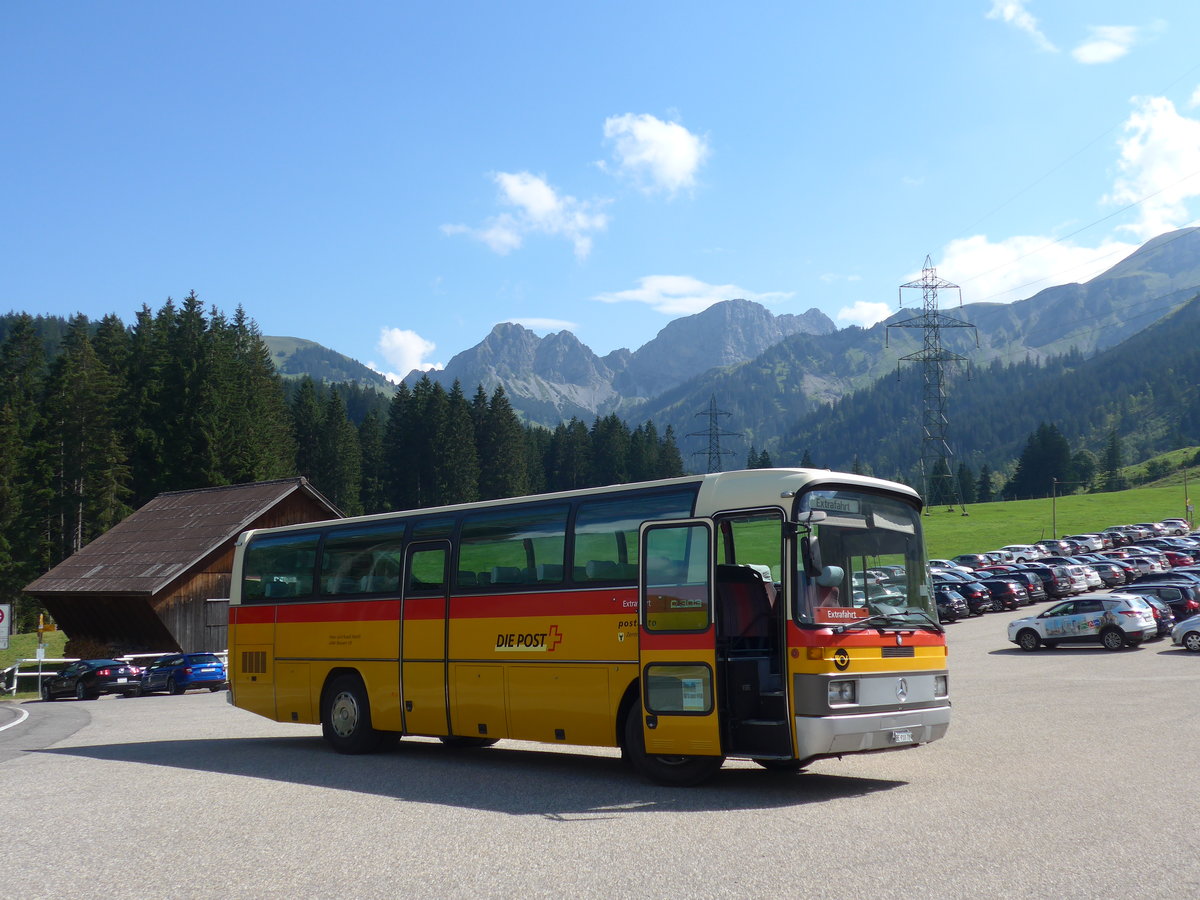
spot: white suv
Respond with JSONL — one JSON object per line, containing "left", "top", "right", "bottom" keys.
{"left": 1008, "top": 592, "right": 1157, "bottom": 651}
{"left": 1000, "top": 544, "right": 1042, "bottom": 562}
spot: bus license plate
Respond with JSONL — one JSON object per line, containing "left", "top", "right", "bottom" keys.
{"left": 889, "top": 729, "right": 913, "bottom": 744}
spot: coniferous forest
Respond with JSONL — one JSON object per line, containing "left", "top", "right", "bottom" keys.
{"left": 0, "top": 298, "right": 684, "bottom": 631}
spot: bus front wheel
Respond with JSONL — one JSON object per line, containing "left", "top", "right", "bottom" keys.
{"left": 622, "top": 706, "right": 724, "bottom": 787}
{"left": 322, "top": 674, "right": 383, "bottom": 754}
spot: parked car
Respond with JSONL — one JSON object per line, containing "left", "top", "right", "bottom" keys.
{"left": 934, "top": 585, "right": 969, "bottom": 623}
{"left": 1122, "top": 582, "right": 1200, "bottom": 622}
{"left": 1062, "top": 534, "right": 1104, "bottom": 552}
{"left": 138, "top": 652, "right": 227, "bottom": 695}
{"left": 1007, "top": 593, "right": 1157, "bottom": 651}
{"left": 951, "top": 554, "right": 990, "bottom": 570}
{"left": 1171, "top": 613, "right": 1200, "bottom": 652}
{"left": 1102, "top": 528, "right": 1133, "bottom": 547}
{"left": 1017, "top": 564, "right": 1075, "bottom": 599}
{"left": 1000, "top": 544, "right": 1042, "bottom": 562}
{"left": 1140, "top": 595, "right": 1175, "bottom": 638}
{"left": 1161, "top": 518, "right": 1191, "bottom": 536}
{"left": 976, "top": 576, "right": 1028, "bottom": 610}
{"left": 932, "top": 571, "right": 994, "bottom": 615}
{"left": 1036, "top": 540, "right": 1072, "bottom": 557}
{"left": 41, "top": 659, "right": 142, "bottom": 701}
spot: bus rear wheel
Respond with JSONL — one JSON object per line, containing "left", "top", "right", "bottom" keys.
{"left": 622, "top": 706, "right": 724, "bottom": 787}
{"left": 322, "top": 674, "right": 383, "bottom": 754}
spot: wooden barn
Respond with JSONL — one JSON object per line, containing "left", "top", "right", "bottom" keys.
{"left": 24, "top": 478, "right": 341, "bottom": 655}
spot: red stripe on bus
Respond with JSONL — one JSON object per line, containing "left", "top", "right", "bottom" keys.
{"left": 638, "top": 628, "right": 715, "bottom": 651}
{"left": 232, "top": 606, "right": 275, "bottom": 625}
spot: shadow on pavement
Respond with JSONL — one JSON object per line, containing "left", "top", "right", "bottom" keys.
{"left": 37, "top": 733, "right": 908, "bottom": 816}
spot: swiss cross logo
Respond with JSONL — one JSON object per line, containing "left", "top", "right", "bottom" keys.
{"left": 547, "top": 624, "right": 563, "bottom": 651}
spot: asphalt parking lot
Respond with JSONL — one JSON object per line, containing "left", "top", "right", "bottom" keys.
{"left": 1, "top": 610, "right": 1198, "bottom": 899}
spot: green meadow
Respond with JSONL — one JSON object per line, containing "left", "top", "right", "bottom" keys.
{"left": 920, "top": 484, "right": 1193, "bottom": 560}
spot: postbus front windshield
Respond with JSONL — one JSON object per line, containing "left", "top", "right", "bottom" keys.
{"left": 793, "top": 487, "right": 935, "bottom": 627}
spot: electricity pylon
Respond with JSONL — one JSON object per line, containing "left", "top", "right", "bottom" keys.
{"left": 886, "top": 256, "right": 978, "bottom": 511}
{"left": 689, "top": 394, "right": 741, "bottom": 473}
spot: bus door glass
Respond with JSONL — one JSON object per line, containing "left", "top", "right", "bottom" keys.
{"left": 401, "top": 541, "right": 450, "bottom": 736}
{"left": 637, "top": 521, "right": 722, "bottom": 757}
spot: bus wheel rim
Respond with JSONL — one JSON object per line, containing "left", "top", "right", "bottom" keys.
{"left": 330, "top": 691, "right": 360, "bottom": 738}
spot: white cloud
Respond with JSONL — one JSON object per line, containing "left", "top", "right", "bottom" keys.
{"left": 593, "top": 274, "right": 792, "bottom": 315}
{"left": 987, "top": 1, "right": 1057, "bottom": 52}
{"left": 602, "top": 113, "right": 710, "bottom": 195}
{"left": 1190, "top": 85, "right": 1200, "bottom": 109}
{"left": 936, "top": 234, "right": 1139, "bottom": 304}
{"left": 499, "top": 317, "right": 578, "bottom": 333}
{"left": 369, "top": 327, "right": 444, "bottom": 383}
{"left": 836, "top": 301, "right": 893, "bottom": 328}
{"left": 442, "top": 172, "right": 609, "bottom": 259}
{"left": 1105, "top": 95, "right": 1200, "bottom": 240}
{"left": 1072, "top": 25, "right": 1139, "bottom": 64}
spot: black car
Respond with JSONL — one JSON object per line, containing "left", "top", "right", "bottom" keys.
{"left": 41, "top": 659, "right": 141, "bottom": 701}
{"left": 1018, "top": 564, "right": 1074, "bottom": 599}
{"left": 1139, "top": 595, "right": 1176, "bottom": 637}
{"left": 1121, "top": 583, "right": 1200, "bottom": 622}
{"left": 932, "top": 572, "right": 993, "bottom": 615}
{"left": 976, "top": 576, "right": 1028, "bottom": 610}
{"left": 934, "top": 585, "right": 969, "bottom": 623}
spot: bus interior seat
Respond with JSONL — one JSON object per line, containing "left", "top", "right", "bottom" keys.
{"left": 715, "top": 564, "right": 773, "bottom": 648}
{"left": 491, "top": 566, "right": 524, "bottom": 584}
{"left": 457, "top": 570, "right": 478, "bottom": 586}
{"left": 536, "top": 563, "right": 563, "bottom": 582}
{"left": 584, "top": 560, "right": 619, "bottom": 580}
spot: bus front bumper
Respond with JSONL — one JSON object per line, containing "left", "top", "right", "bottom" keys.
{"left": 795, "top": 704, "right": 951, "bottom": 760}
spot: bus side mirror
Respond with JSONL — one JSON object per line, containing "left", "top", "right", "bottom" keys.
{"left": 801, "top": 535, "right": 822, "bottom": 576}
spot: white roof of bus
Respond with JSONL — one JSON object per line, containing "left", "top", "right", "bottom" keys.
{"left": 236, "top": 468, "right": 920, "bottom": 543}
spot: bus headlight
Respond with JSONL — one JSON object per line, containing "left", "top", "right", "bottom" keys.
{"left": 934, "top": 674, "right": 949, "bottom": 698}
{"left": 828, "top": 680, "right": 857, "bottom": 705}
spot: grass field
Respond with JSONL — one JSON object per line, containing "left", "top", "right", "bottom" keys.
{"left": 921, "top": 483, "right": 1193, "bottom": 559}
{"left": 1, "top": 630, "right": 69, "bottom": 698}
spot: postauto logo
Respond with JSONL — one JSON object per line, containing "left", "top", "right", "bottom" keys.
{"left": 495, "top": 624, "right": 563, "bottom": 652}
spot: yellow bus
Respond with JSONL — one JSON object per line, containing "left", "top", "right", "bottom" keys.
{"left": 228, "top": 468, "right": 949, "bottom": 785}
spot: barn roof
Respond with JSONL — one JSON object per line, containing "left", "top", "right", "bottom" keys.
{"left": 25, "top": 478, "right": 341, "bottom": 597}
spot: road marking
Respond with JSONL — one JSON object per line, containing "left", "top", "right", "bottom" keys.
{"left": 0, "top": 707, "right": 30, "bottom": 732}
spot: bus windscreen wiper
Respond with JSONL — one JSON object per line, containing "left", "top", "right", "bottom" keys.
{"left": 834, "top": 611, "right": 943, "bottom": 635}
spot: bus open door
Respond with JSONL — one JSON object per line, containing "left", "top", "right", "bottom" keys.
{"left": 628, "top": 520, "right": 725, "bottom": 785}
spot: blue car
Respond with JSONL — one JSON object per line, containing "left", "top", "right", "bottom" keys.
{"left": 138, "top": 652, "right": 227, "bottom": 695}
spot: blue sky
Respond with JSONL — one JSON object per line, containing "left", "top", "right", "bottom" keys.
{"left": 5, "top": 2, "right": 1200, "bottom": 381}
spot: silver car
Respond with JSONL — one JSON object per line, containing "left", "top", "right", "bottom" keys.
{"left": 1171, "top": 613, "right": 1200, "bottom": 652}
{"left": 1008, "top": 592, "right": 1157, "bottom": 651}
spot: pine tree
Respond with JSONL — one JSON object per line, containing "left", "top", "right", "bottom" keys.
{"left": 589, "top": 414, "right": 630, "bottom": 486}
{"left": 956, "top": 462, "right": 977, "bottom": 505}
{"left": 976, "top": 464, "right": 994, "bottom": 503}
{"left": 439, "top": 381, "right": 479, "bottom": 504}
{"left": 357, "top": 409, "right": 386, "bottom": 514}
{"left": 657, "top": 426, "right": 685, "bottom": 478}
{"left": 319, "top": 389, "right": 362, "bottom": 515}
{"left": 546, "top": 417, "right": 592, "bottom": 491}
{"left": 479, "top": 386, "right": 528, "bottom": 500}
{"left": 382, "top": 381, "right": 411, "bottom": 510}
{"left": 1101, "top": 430, "right": 1126, "bottom": 492}
{"left": 38, "top": 316, "right": 131, "bottom": 558}
{"left": 291, "top": 377, "right": 325, "bottom": 485}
